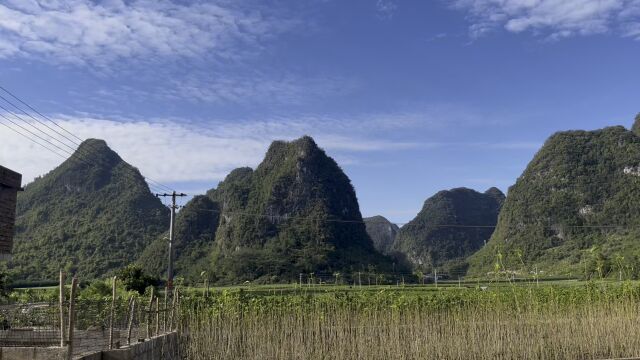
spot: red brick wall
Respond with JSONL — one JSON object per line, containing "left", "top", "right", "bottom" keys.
{"left": 0, "top": 166, "right": 21, "bottom": 257}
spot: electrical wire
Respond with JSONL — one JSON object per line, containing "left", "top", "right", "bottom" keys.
{"left": 0, "top": 85, "right": 176, "bottom": 193}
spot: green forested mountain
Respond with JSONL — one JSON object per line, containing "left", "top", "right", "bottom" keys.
{"left": 468, "top": 119, "right": 640, "bottom": 277}
{"left": 13, "top": 139, "right": 169, "bottom": 280}
{"left": 138, "top": 195, "right": 220, "bottom": 280}
{"left": 392, "top": 187, "right": 504, "bottom": 273}
{"left": 364, "top": 216, "right": 399, "bottom": 255}
{"left": 202, "top": 136, "right": 394, "bottom": 283}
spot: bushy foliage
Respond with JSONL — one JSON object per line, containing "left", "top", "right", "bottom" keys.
{"left": 116, "top": 264, "right": 159, "bottom": 294}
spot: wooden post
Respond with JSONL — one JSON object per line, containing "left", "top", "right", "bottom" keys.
{"left": 146, "top": 287, "right": 154, "bottom": 339}
{"left": 109, "top": 276, "right": 117, "bottom": 349}
{"left": 169, "top": 287, "right": 178, "bottom": 331}
{"left": 154, "top": 297, "right": 159, "bottom": 336}
{"left": 59, "top": 271, "right": 66, "bottom": 348}
{"left": 66, "top": 277, "right": 78, "bottom": 360}
{"left": 163, "top": 288, "right": 168, "bottom": 333}
{"left": 435, "top": 269, "right": 438, "bottom": 288}
{"left": 127, "top": 297, "right": 135, "bottom": 345}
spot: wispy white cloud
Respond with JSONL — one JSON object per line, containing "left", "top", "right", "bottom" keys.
{"left": 0, "top": 106, "right": 536, "bottom": 186}
{"left": 452, "top": 0, "right": 640, "bottom": 40}
{"left": 88, "top": 71, "right": 357, "bottom": 106}
{"left": 0, "top": 114, "right": 424, "bottom": 185}
{"left": 0, "top": 0, "right": 296, "bottom": 67}
{"left": 376, "top": 0, "right": 398, "bottom": 19}
{"left": 161, "top": 73, "right": 357, "bottom": 105}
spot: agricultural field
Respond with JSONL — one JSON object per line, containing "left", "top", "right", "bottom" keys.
{"left": 8, "top": 279, "right": 640, "bottom": 359}
{"left": 176, "top": 280, "right": 640, "bottom": 360}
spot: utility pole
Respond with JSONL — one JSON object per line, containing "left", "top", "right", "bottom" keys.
{"left": 156, "top": 191, "right": 187, "bottom": 291}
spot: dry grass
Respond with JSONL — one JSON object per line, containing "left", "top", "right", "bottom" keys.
{"left": 179, "top": 286, "right": 640, "bottom": 359}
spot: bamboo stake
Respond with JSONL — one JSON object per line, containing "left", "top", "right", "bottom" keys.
{"left": 155, "top": 296, "right": 160, "bottom": 336}
{"left": 169, "top": 287, "right": 178, "bottom": 331}
{"left": 109, "top": 276, "right": 117, "bottom": 349}
{"left": 163, "top": 288, "right": 168, "bottom": 333}
{"left": 59, "top": 271, "right": 66, "bottom": 347}
{"left": 147, "top": 287, "right": 154, "bottom": 339}
{"left": 66, "top": 277, "right": 78, "bottom": 360}
{"left": 127, "top": 296, "right": 135, "bottom": 345}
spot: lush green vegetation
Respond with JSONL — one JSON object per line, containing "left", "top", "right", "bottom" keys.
{"left": 12, "top": 139, "right": 169, "bottom": 280}
{"left": 8, "top": 270, "right": 640, "bottom": 359}
{"left": 393, "top": 187, "right": 504, "bottom": 273}
{"left": 176, "top": 281, "right": 640, "bottom": 359}
{"left": 469, "top": 124, "right": 640, "bottom": 277}
{"left": 116, "top": 264, "right": 159, "bottom": 294}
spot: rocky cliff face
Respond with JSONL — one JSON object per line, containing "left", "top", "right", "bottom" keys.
{"left": 468, "top": 120, "right": 640, "bottom": 276}
{"left": 392, "top": 187, "right": 504, "bottom": 273}
{"left": 633, "top": 113, "right": 640, "bottom": 136}
{"left": 364, "top": 216, "right": 399, "bottom": 255}
{"left": 14, "top": 139, "right": 169, "bottom": 280}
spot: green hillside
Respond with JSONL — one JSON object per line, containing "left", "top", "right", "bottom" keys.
{"left": 392, "top": 187, "right": 504, "bottom": 273}
{"left": 468, "top": 119, "right": 640, "bottom": 278}
{"left": 205, "top": 136, "right": 395, "bottom": 283}
{"left": 138, "top": 195, "right": 220, "bottom": 280}
{"left": 12, "top": 139, "right": 169, "bottom": 280}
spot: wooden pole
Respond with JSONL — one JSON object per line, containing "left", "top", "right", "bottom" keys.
{"left": 163, "top": 288, "right": 168, "bottom": 333}
{"left": 59, "top": 271, "right": 66, "bottom": 348}
{"left": 154, "top": 297, "right": 159, "bottom": 336}
{"left": 169, "top": 287, "right": 178, "bottom": 331}
{"left": 109, "top": 276, "right": 117, "bottom": 349}
{"left": 435, "top": 269, "right": 438, "bottom": 288}
{"left": 66, "top": 277, "right": 78, "bottom": 360}
{"left": 127, "top": 297, "right": 135, "bottom": 345}
{"left": 147, "top": 287, "right": 154, "bottom": 339}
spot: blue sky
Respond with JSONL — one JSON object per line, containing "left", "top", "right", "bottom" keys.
{"left": 1, "top": 0, "right": 639, "bottom": 223}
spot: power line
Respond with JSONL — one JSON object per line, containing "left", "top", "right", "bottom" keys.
{"left": 0, "top": 85, "right": 84, "bottom": 143}
{"left": 0, "top": 96, "right": 78, "bottom": 153}
{"left": 182, "top": 206, "right": 636, "bottom": 230}
{"left": 0, "top": 112, "right": 77, "bottom": 158}
{"left": 0, "top": 84, "right": 176, "bottom": 193}
{"left": 0, "top": 121, "right": 68, "bottom": 159}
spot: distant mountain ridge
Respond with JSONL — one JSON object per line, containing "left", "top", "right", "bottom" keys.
{"left": 364, "top": 216, "right": 399, "bottom": 255}
{"left": 392, "top": 187, "right": 504, "bottom": 273}
{"left": 13, "top": 139, "right": 169, "bottom": 280}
